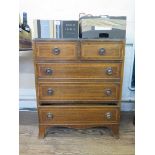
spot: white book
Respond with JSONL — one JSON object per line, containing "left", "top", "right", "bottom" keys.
{"left": 53, "top": 20, "right": 56, "bottom": 38}
{"left": 33, "top": 20, "right": 38, "bottom": 38}
{"left": 49, "top": 20, "right": 54, "bottom": 38}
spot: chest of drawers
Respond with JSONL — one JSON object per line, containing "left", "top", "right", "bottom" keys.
{"left": 33, "top": 39, "right": 125, "bottom": 138}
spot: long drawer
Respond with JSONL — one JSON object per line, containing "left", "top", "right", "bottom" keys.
{"left": 36, "top": 62, "right": 122, "bottom": 80}
{"left": 81, "top": 41, "right": 124, "bottom": 60}
{"left": 38, "top": 82, "right": 120, "bottom": 102}
{"left": 34, "top": 41, "right": 78, "bottom": 60}
{"left": 39, "top": 106, "right": 119, "bottom": 124}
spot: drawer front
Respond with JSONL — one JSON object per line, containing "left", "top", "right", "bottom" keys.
{"left": 39, "top": 106, "right": 119, "bottom": 124}
{"left": 35, "top": 42, "right": 78, "bottom": 60}
{"left": 38, "top": 82, "right": 120, "bottom": 102}
{"left": 81, "top": 42, "right": 124, "bottom": 60}
{"left": 37, "top": 62, "right": 122, "bottom": 79}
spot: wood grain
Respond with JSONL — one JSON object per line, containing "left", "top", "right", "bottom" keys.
{"left": 81, "top": 41, "right": 124, "bottom": 60}
{"left": 36, "top": 62, "right": 122, "bottom": 80}
{"left": 35, "top": 41, "right": 78, "bottom": 60}
{"left": 38, "top": 82, "right": 120, "bottom": 101}
{"left": 39, "top": 106, "right": 119, "bottom": 124}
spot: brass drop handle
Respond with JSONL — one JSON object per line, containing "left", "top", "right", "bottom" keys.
{"left": 105, "top": 112, "right": 112, "bottom": 119}
{"left": 46, "top": 112, "right": 53, "bottom": 120}
{"left": 52, "top": 47, "right": 60, "bottom": 55}
{"left": 105, "top": 89, "right": 112, "bottom": 96}
{"left": 47, "top": 88, "right": 54, "bottom": 95}
{"left": 45, "top": 68, "right": 53, "bottom": 75}
{"left": 106, "top": 67, "right": 113, "bottom": 75}
{"left": 99, "top": 48, "right": 106, "bottom": 55}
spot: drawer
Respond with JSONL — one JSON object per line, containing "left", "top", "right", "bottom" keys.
{"left": 81, "top": 41, "right": 124, "bottom": 60}
{"left": 39, "top": 106, "right": 119, "bottom": 124}
{"left": 38, "top": 82, "right": 120, "bottom": 102}
{"left": 36, "top": 62, "right": 122, "bottom": 80}
{"left": 34, "top": 42, "right": 78, "bottom": 60}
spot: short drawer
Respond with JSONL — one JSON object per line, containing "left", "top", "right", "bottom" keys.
{"left": 38, "top": 82, "right": 120, "bottom": 102}
{"left": 34, "top": 42, "right": 78, "bottom": 60}
{"left": 36, "top": 62, "right": 122, "bottom": 80}
{"left": 81, "top": 41, "right": 124, "bottom": 60}
{"left": 39, "top": 106, "right": 119, "bottom": 124}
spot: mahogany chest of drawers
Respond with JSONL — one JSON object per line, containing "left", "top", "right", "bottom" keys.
{"left": 33, "top": 39, "right": 125, "bottom": 138}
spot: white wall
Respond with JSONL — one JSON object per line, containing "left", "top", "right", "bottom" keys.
{"left": 19, "top": 0, "right": 134, "bottom": 44}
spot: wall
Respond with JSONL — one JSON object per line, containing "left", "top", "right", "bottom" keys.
{"left": 19, "top": 0, "right": 135, "bottom": 111}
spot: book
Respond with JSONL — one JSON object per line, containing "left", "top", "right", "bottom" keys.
{"left": 53, "top": 20, "right": 57, "bottom": 38}
{"left": 37, "top": 20, "right": 41, "bottom": 38}
{"left": 33, "top": 20, "right": 55, "bottom": 38}
{"left": 40, "top": 20, "right": 50, "bottom": 38}
{"left": 54, "top": 20, "right": 62, "bottom": 38}
{"left": 49, "top": 20, "right": 54, "bottom": 38}
{"left": 62, "top": 20, "right": 79, "bottom": 38}
{"left": 33, "top": 20, "right": 38, "bottom": 38}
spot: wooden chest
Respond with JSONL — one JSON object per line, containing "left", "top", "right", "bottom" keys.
{"left": 33, "top": 39, "right": 125, "bottom": 138}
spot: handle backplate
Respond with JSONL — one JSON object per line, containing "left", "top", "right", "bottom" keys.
{"left": 52, "top": 47, "right": 60, "bottom": 55}
{"left": 47, "top": 88, "right": 54, "bottom": 95}
{"left": 105, "top": 89, "right": 112, "bottom": 96}
{"left": 45, "top": 68, "right": 53, "bottom": 75}
{"left": 105, "top": 112, "right": 112, "bottom": 119}
{"left": 99, "top": 48, "right": 106, "bottom": 55}
{"left": 106, "top": 67, "right": 113, "bottom": 75}
{"left": 46, "top": 112, "right": 53, "bottom": 120}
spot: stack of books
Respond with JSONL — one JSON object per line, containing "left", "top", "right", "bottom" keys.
{"left": 33, "top": 20, "right": 79, "bottom": 39}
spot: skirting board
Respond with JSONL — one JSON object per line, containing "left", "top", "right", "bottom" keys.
{"left": 19, "top": 89, "right": 36, "bottom": 100}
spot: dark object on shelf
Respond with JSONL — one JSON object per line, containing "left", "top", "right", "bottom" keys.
{"left": 131, "top": 58, "right": 135, "bottom": 88}
{"left": 133, "top": 114, "right": 135, "bottom": 125}
{"left": 62, "top": 21, "right": 79, "bottom": 38}
{"left": 79, "top": 13, "right": 126, "bottom": 39}
{"left": 23, "top": 12, "right": 27, "bottom": 26}
{"left": 22, "top": 12, "right": 31, "bottom": 33}
{"left": 19, "top": 12, "right": 32, "bottom": 50}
